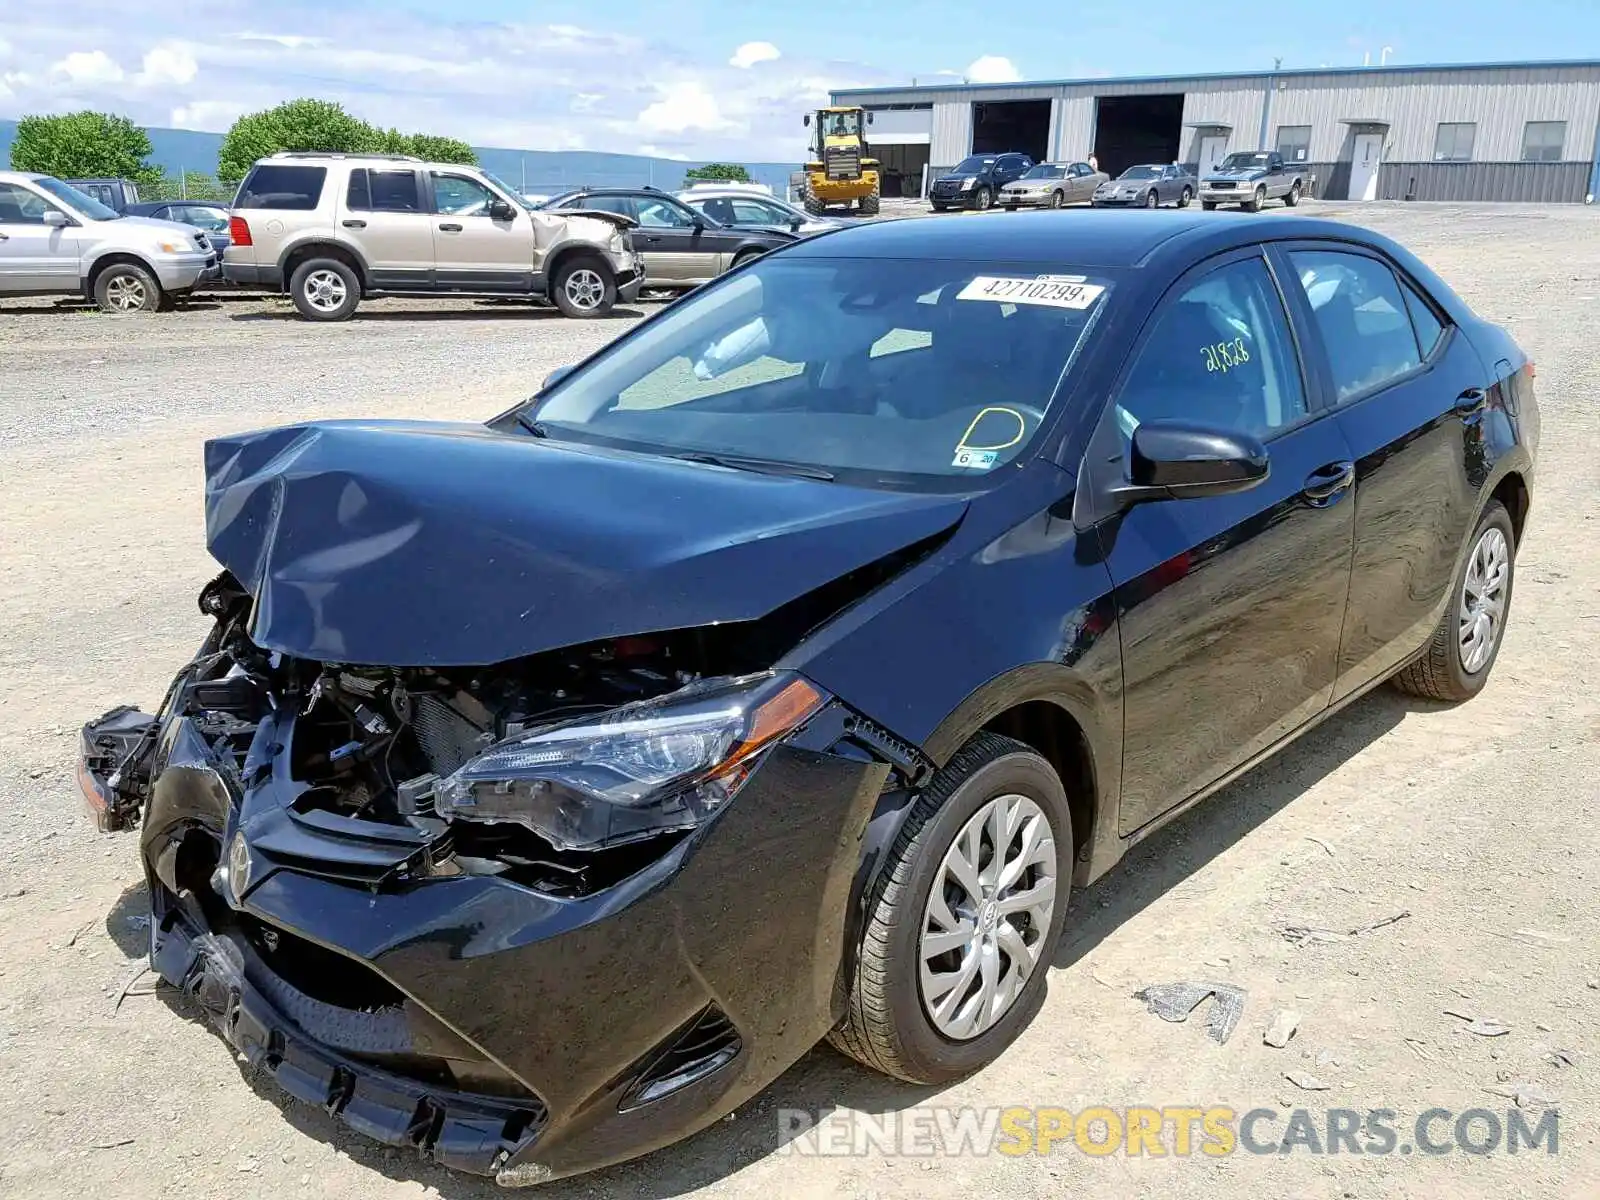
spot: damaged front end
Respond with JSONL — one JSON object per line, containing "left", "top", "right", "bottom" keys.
{"left": 83, "top": 569, "right": 928, "bottom": 1183}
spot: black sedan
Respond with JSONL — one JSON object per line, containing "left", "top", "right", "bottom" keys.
{"left": 80, "top": 211, "right": 1535, "bottom": 1185}
{"left": 1092, "top": 163, "right": 1197, "bottom": 208}
{"left": 538, "top": 186, "right": 798, "bottom": 288}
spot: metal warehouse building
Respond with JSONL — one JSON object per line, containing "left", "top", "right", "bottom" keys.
{"left": 832, "top": 59, "right": 1600, "bottom": 203}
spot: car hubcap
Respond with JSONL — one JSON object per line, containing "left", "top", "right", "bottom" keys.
{"left": 304, "top": 269, "right": 347, "bottom": 313}
{"left": 1146, "top": 192, "right": 1157, "bottom": 207}
{"left": 1459, "top": 526, "right": 1510, "bottom": 673}
{"left": 564, "top": 268, "right": 604, "bottom": 310}
{"left": 919, "top": 793, "right": 1057, "bottom": 1041}
{"left": 105, "top": 275, "right": 147, "bottom": 312}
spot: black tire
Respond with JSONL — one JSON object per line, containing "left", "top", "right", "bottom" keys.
{"left": 1144, "top": 189, "right": 1159, "bottom": 209}
{"left": 828, "top": 732, "right": 1074, "bottom": 1085}
{"left": 551, "top": 254, "right": 616, "bottom": 319}
{"left": 1201, "top": 200, "right": 1217, "bottom": 211}
{"left": 972, "top": 186, "right": 993, "bottom": 211}
{"left": 1178, "top": 186, "right": 1193, "bottom": 208}
{"left": 803, "top": 194, "right": 827, "bottom": 216}
{"left": 730, "top": 248, "right": 764, "bottom": 271}
{"left": 1391, "top": 501, "right": 1517, "bottom": 703}
{"left": 1243, "top": 185, "right": 1266, "bottom": 213}
{"left": 930, "top": 203, "right": 949, "bottom": 213}
{"left": 289, "top": 257, "right": 361, "bottom": 322}
{"left": 1048, "top": 190, "right": 1065, "bottom": 209}
{"left": 859, "top": 191, "right": 880, "bottom": 216}
{"left": 93, "top": 262, "right": 162, "bottom": 314}
{"left": 1284, "top": 180, "right": 1302, "bottom": 207}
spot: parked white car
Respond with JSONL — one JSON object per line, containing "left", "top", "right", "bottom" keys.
{"left": 677, "top": 186, "right": 842, "bottom": 236}
{"left": 0, "top": 170, "right": 217, "bottom": 312}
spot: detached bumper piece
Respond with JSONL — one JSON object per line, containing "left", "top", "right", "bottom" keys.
{"left": 151, "top": 913, "right": 546, "bottom": 1177}
{"left": 78, "top": 705, "right": 159, "bottom": 831}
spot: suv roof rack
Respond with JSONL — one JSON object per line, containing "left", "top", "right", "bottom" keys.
{"left": 266, "top": 151, "right": 424, "bottom": 162}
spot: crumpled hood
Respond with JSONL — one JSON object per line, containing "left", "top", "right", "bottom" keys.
{"left": 203, "top": 420, "right": 968, "bottom": 666}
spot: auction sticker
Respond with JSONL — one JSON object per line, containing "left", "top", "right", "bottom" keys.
{"left": 957, "top": 276, "right": 1105, "bottom": 310}
{"left": 952, "top": 448, "right": 1000, "bottom": 469}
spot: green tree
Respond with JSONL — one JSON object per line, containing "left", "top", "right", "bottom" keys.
{"left": 8, "top": 111, "right": 163, "bottom": 183}
{"left": 217, "top": 98, "right": 378, "bottom": 180}
{"left": 402, "top": 133, "right": 478, "bottom": 165}
{"left": 684, "top": 162, "right": 753, "bottom": 184}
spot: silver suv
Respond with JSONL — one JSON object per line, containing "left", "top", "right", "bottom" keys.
{"left": 0, "top": 171, "right": 217, "bottom": 312}
{"left": 223, "top": 153, "right": 643, "bottom": 320}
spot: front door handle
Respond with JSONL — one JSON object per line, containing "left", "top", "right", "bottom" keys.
{"left": 1454, "top": 388, "right": 1487, "bottom": 420}
{"left": 438, "top": 222, "right": 463, "bottom": 233}
{"left": 341, "top": 219, "right": 366, "bottom": 229}
{"left": 1302, "top": 460, "right": 1356, "bottom": 505}
{"left": 0, "top": 231, "right": 9, "bottom": 240}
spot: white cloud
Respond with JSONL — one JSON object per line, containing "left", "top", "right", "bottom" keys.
{"left": 965, "top": 54, "right": 1022, "bottom": 83}
{"left": 140, "top": 43, "right": 197, "bottom": 86}
{"left": 730, "top": 41, "right": 780, "bottom": 69}
{"left": 569, "top": 92, "right": 604, "bottom": 112}
{"left": 234, "top": 32, "right": 327, "bottom": 49}
{"left": 0, "top": 37, "right": 13, "bottom": 60}
{"left": 637, "top": 80, "right": 734, "bottom": 134}
{"left": 169, "top": 99, "right": 248, "bottom": 130}
{"left": 52, "top": 49, "right": 124, "bottom": 84}
{"left": 638, "top": 144, "right": 692, "bottom": 161}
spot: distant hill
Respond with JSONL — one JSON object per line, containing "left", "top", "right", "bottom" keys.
{"left": 0, "top": 119, "right": 799, "bottom": 195}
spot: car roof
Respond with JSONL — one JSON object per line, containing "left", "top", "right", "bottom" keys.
{"left": 0, "top": 170, "right": 46, "bottom": 184}
{"left": 784, "top": 210, "right": 1374, "bottom": 269}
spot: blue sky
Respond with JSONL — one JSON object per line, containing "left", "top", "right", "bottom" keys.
{"left": 2, "top": 0, "right": 1597, "bottom": 160}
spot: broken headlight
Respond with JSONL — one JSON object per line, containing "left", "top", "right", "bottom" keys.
{"left": 437, "top": 672, "right": 826, "bottom": 851}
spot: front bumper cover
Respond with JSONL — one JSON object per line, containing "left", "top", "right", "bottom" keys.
{"left": 133, "top": 694, "right": 893, "bottom": 1184}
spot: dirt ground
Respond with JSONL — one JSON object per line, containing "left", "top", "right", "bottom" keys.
{"left": 0, "top": 202, "right": 1596, "bottom": 1199}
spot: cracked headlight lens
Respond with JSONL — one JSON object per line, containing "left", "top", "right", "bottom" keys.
{"left": 438, "top": 672, "right": 827, "bottom": 851}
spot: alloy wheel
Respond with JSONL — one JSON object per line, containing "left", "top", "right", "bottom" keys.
{"left": 564, "top": 268, "right": 605, "bottom": 311}
{"left": 1459, "top": 526, "right": 1510, "bottom": 673}
{"left": 919, "top": 793, "right": 1058, "bottom": 1040}
{"left": 104, "top": 274, "right": 148, "bottom": 312}
{"left": 303, "top": 269, "right": 348, "bottom": 314}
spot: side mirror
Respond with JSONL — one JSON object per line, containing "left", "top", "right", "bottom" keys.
{"left": 489, "top": 200, "right": 517, "bottom": 222}
{"left": 803, "top": 114, "right": 812, "bottom": 127}
{"left": 1109, "top": 420, "right": 1269, "bottom": 507}
{"left": 541, "top": 365, "right": 576, "bottom": 391}
{"left": 42, "top": 209, "right": 69, "bottom": 227}
{"left": 790, "top": 217, "right": 803, "bottom": 231}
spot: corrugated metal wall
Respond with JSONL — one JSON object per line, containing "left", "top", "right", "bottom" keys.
{"left": 840, "top": 63, "right": 1600, "bottom": 202}
{"left": 1376, "top": 160, "right": 1590, "bottom": 202}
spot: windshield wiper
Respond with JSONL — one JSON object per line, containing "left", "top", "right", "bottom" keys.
{"left": 671, "top": 451, "right": 835, "bottom": 481}
{"left": 515, "top": 415, "right": 549, "bottom": 438}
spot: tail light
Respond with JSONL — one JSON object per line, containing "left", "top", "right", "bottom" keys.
{"left": 228, "top": 215, "right": 253, "bottom": 247}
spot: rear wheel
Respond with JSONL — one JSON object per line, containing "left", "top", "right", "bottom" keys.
{"left": 289, "top": 258, "right": 360, "bottom": 321}
{"left": 1178, "top": 186, "right": 1193, "bottom": 208}
{"left": 828, "top": 733, "right": 1073, "bottom": 1084}
{"left": 94, "top": 263, "right": 162, "bottom": 314}
{"left": 1391, "top": 501, "right": 1516, "bottom": 702}
{"left": 1284, "top": 180, "right": 1302, "bottom": 207}
{"left": 551, "top": 254, "right": 616, "bottom": 318}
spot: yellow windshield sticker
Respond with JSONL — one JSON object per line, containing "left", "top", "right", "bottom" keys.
{"left": 957, "top": 276, "right": 1106, "bottom": 310}
{"left": 952, "top": 407, "right": 1029, "bottom": 468}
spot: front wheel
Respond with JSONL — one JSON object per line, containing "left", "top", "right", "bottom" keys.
{"left": 972, "top": 186, "right": 993, "bottom": 211}
{"left": 1048, "top": 190, "right": 1064, "bottom": 209}
{"left": 1144, "top": 189, "right": 1159, "bottom": 209}
{"left": 288, "top": 258, "right": 360, "bottom": 321}
{"left": 1201, "top": 200, "right": 1217, "bottom": 211}
{"left": 94, "top": 263, "right": 163, "bottom": 314}
{"left": 551, "top": 255, "right": 616, "bottom": 318}
{"left": 858, "top": 190, "right": 880, "bottom": 216}
{"left": 803, "top": 194, "right": 827, "bottom": 216}
{"left": 828, "top": 732, "right": 1073, "bottom": 1084}
{"left": 1391, "top": 501, "right": 1516, "bottom": 702}
{"left": 1178, "top": 186, "right": 1193, "bottom": 208}
{"left": 1243, "top": 185, "right": 1266, "bottom": 213}
{"left": 1284, "top": 180, "right": 1302, "bottom": 207}
{"left": 930, "top": 203, "right": 949, "bottom": 213}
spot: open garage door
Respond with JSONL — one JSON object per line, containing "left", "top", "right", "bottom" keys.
{"left": 1093, "top": 94, "right": 1184, "bottom": 178}
{"left": 972, "top": 99, "right": 1052, "bottom": 162}
{"left": 864, "top": 105, "right": 933, "bottom": 198}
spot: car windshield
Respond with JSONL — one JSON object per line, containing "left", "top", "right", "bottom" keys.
{"left": 183, "top": 207, "right": 230, "bottom": 232}
{"left": 33, "top": 176, "right": 118, "bottom": 220}
{"left": 954, "top": 156, "right": 997, "bottom": 174}
{"left": 481, "top": 170, "right": 537, "bottom": 210}
{"left": 1220, "top": 152, "right": 1271, "bottom": 170}
{"left": 524, "top": 257, "right": 1114, "bottom": 487}
{"left": 1118, "top": 166, "right": 1162, "bottom": 180}
{"left": 1022, "top": 165, "right": 1066, "bottom": 180}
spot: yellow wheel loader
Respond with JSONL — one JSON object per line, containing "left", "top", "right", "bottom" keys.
{"left": 802, "top": 107, "right": 881, "bottom": 216}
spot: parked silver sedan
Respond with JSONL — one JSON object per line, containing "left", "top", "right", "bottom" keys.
{"left": 1092, "top": 163, "right": 1197, "bottom": 209}
{"left": 999, "top": 161, "right": 1107, "bottom": 209}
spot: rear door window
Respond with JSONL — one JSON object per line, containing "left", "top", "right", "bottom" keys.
{"left": 237, "top": 164, "right": 327, "bottom": 211}
{"left": 1288, "top": 250, "right": 1423, "bottom": 401}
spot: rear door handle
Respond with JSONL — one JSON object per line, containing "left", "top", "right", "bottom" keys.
{"left": 438, "top": 222, "right": 463, "bottom": 233}
{"left": 341, "top": 219, "right": 366, "bottom": 229}
{"left": 0, "top": 231, "right": 8, "bottom": 240}
{"left": 1302, "top": 460, "right": 1356, "bottom": 505}
{"left": 1454, "top": 387, "right": 1487, "bottom": 419}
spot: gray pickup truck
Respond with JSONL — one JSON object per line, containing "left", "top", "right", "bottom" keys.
{"left": 1198, "top": 150, "right": 1304, "bottom": 212}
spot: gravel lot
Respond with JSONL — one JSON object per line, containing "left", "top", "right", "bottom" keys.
{"left": 0, "top": 202, "right": 1596, "bottom": 1199}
